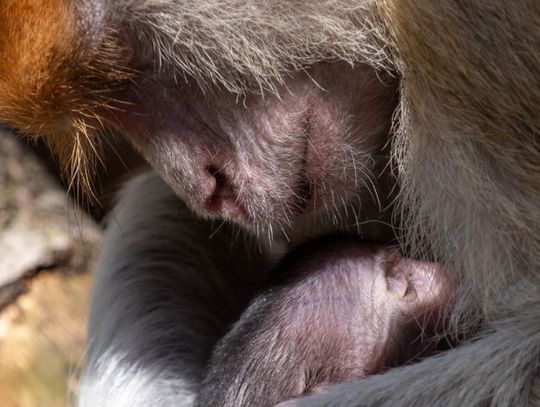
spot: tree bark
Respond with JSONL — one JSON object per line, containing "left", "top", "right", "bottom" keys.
{"left": 0, "top": 128, "right": 102, "bottom": 407}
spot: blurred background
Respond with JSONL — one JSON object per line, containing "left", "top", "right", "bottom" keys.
{"left": 0, "top": 127, "right": 142, "bottom": 406}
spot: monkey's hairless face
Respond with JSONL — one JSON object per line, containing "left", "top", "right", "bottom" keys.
{"left": 107, "top": 63, "right": 396, "bottom": 235}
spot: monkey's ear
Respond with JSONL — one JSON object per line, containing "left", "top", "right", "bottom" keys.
{"left": 393, "top": 257, "right": 449, "bottom": 305}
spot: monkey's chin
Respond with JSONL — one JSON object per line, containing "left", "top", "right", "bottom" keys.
{"left": 243, "top": 194, "right": 393, "bottom": 244}
{"left": 232, "top": 205, "right": 361, "bottom": 245}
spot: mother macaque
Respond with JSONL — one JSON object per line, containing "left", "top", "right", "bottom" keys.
{"left": 0, "top": 1, "right": 538, "bottom": 406}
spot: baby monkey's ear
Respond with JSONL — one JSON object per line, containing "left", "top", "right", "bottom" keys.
{"left": 389, "top": 256, "right": 450, "bottom": 306}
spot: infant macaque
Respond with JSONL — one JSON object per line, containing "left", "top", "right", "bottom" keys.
{"left": 198, "top": 237, "right": 450, "bottom": 407}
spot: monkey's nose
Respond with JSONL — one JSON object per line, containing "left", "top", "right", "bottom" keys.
{"left": 204, "top": 165, "right": 244, "bottom": 218}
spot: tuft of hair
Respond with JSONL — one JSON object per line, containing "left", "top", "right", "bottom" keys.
{"left": 0, "top": 0, "right": 132, "bottom": 199}
{"left": 122, "top": 1, "right": 393, "bottom": 95}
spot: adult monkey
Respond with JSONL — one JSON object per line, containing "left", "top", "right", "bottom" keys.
{"left": 0, "top": 1, "right": 539, "bottom": 406}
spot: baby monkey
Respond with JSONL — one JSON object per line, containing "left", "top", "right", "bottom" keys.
{"left": 198, "top": 237, "right": 451, "bottom": 407}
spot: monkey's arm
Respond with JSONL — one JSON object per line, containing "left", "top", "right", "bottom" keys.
{"left": 285, "top": 313, "right": 540, "bottom": 407}
{"left": 77, "top": 172, "right": 270, "bottom": 407}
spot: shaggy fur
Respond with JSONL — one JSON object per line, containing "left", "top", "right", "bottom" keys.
{"left": 0, "top": 1, "right": 538, "bottom": 405}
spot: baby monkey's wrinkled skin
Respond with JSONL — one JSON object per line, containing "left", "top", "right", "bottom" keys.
{"left": 199, "top": 238, "right": 449, "bottom": 407}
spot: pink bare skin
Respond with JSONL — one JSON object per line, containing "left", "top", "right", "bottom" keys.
{"left": 197, "top": 237, "right": 450, "bottom": 407}
{"left": 107, "top": 63, "right": 397, "bottom": 241}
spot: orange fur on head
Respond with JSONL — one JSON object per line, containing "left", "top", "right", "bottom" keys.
{"left": 0, "top": 0, "right": 130, "bottom": 196}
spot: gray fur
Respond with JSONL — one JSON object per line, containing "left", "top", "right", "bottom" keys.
{"left": 78, "top": 172, "right": 274, "bottom": 406}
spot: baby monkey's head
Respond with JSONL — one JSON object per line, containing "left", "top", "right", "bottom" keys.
{"left": 199, "top": 237, "right": 452, "bottom": 407}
